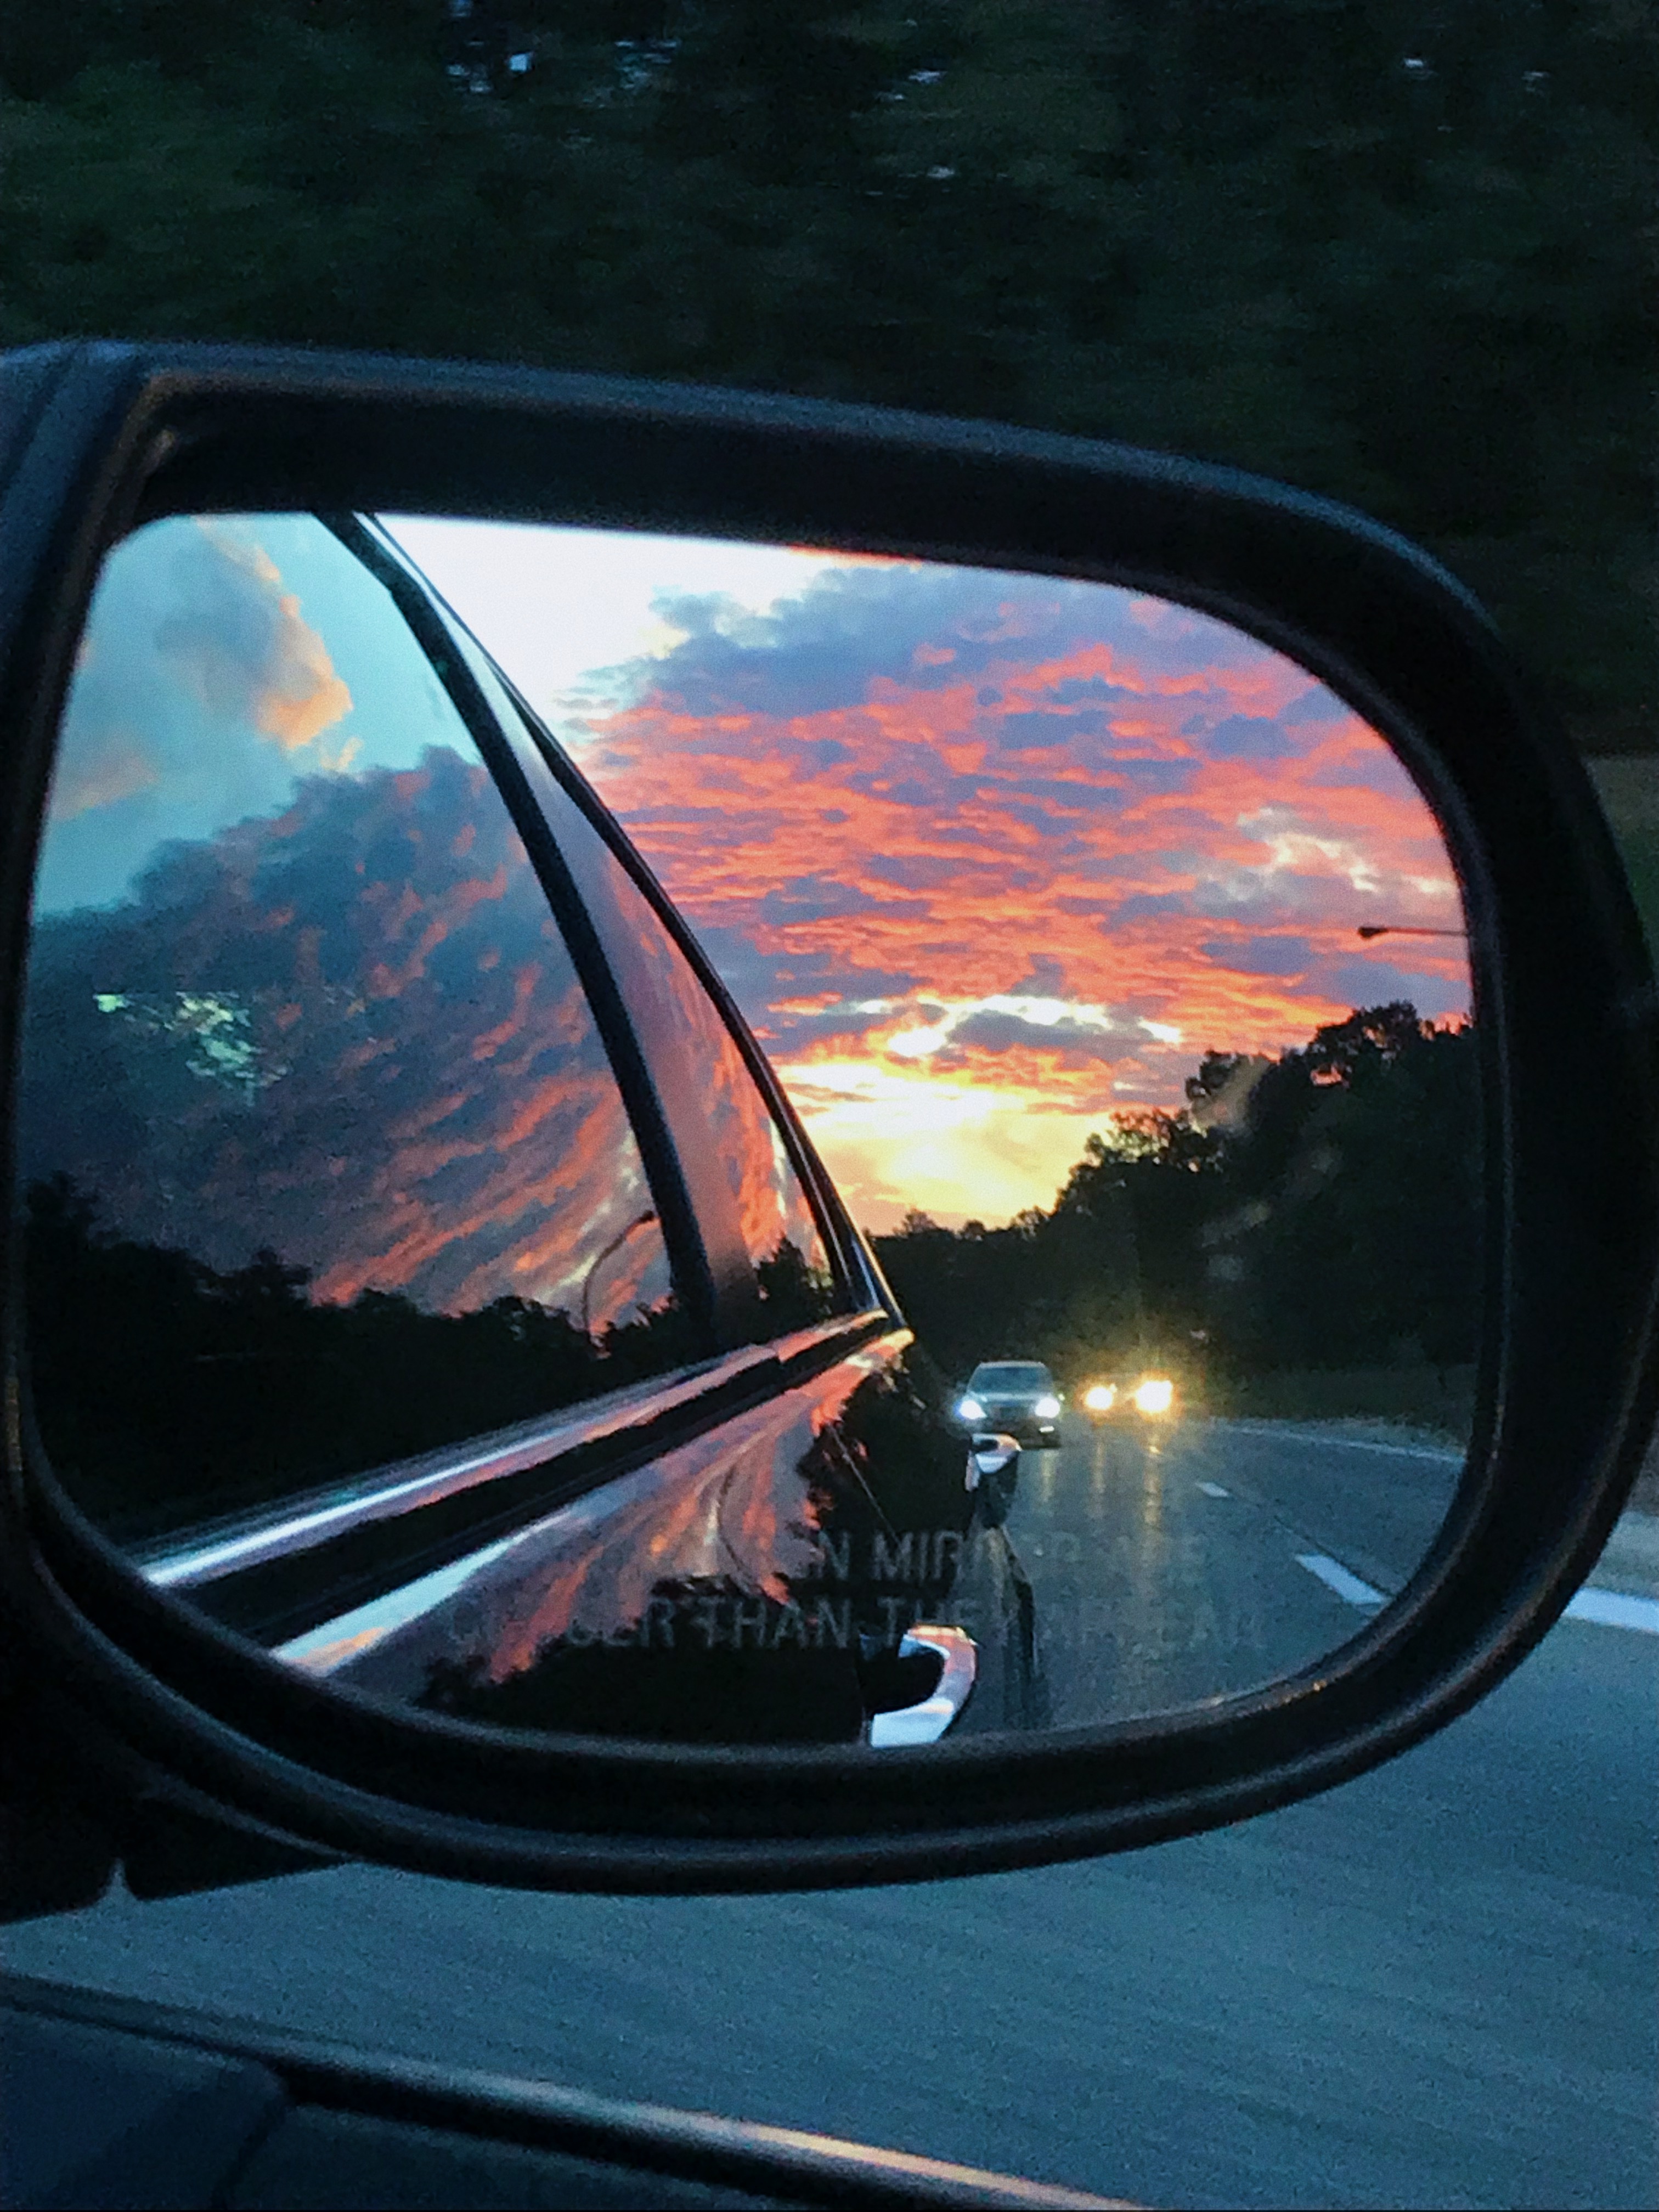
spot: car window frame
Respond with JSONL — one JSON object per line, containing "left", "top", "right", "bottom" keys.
{"left": 351, "top": 513, "right": 885, "bottom": 1327}
{"left": 313, "top": 511, "right": 730, "bottom": 1356}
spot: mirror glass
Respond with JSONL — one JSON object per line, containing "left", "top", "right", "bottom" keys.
{"left": 16, "top": 512, "right": 1478, "bottom": 1748}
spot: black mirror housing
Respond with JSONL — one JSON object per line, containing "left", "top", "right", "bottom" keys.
{"left": 2, "top": 339, "right": 1655, "bottom": 1905}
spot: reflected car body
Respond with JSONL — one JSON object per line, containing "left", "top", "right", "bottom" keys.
{"left": 24, "top": 510, "right": 1024, "bottom": 1756}
{"left": 953, "top": 1361, "right": 1064, "bottom": 1446}
{"left": 140, "top": 1324, "right": 984, "bottom": 1747}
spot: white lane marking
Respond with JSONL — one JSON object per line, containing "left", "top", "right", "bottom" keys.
{"left": 1296, "top": 1553, "right": 1386, "bottom": 1607}
{"left": 1565, "top": 1588, "right": 1659, "bottom": 1635}
{"left": 1197, "top": 1481, "right": 1231, "bottom": 1498}
{"left": 1214, "top": 1418, "right": 1458, "bottom": 1464}
{"left": 1289, "top": 1554, "right": 1659, "bottom": 1634}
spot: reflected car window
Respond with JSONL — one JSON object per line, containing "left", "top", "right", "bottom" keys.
{"left": 400, "top": 551, "right": 841, "bottom": 1342}
{"left": 16, "top": 515, "right": 685, "bottom": 1544}
{"left": 573, "top": 820, "right": 839, "bottom": 1327}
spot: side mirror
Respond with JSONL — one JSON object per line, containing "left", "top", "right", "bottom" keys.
{"left": 1, "top": 341, "right": 1654, "bottom": 1908}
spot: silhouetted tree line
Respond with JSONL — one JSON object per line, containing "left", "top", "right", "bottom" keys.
{"left": 0, "top": 3, "right": 1650, "bottom": 755}
{"left": 872, "top": 1004, "right": 1481, "bottom": 1397}
{"left": 20, "top": 1171, "right": 827, "bottom": 1539}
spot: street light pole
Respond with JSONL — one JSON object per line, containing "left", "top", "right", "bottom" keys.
{"left": 580, "top": 1209, "right": 658, "bottom": 1337}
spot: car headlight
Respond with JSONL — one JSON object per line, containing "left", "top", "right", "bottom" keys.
{"left": 1083, "top": 1383, "right": 1116, "bottom": 1412}
{"left": 1132, "top": 1378, "right": 1175, "bottom": 1415}
{"left": 957, "top": 1394, "right": 986, "bottom": 1421}
{"left": 1034, "top": 1394, "right": 1062, "bottom": 1419}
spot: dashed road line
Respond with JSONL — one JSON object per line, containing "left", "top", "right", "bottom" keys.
{"left": 1292, "top": 1550, "right": 1659, "bottom": 1635}
{"left": 1197, "top": 1481, "right": 1231, "bottom": 1498}
{"left": 1295, "top": 1553, "right": 1387, "bottom": 1607}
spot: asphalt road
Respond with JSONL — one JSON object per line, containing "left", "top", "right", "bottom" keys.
{"left": 5, "top": 1543, "right": 1654, "bottom": 2208}
{"left": 949, "top": 1413, "right": 1466, "bottom": 1731}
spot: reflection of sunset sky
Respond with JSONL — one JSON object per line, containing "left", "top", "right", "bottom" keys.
{"left": 37, "top": 517, "right": 673, "bottom": 1331}
{"left": 43, "top": 516, "right": 455, "bottom": 917}
{"left": 390, "top": 521, "right": 1470, "bottom": 1231}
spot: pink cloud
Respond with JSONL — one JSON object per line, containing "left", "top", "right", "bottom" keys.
{"left": 566, "top": 564, "right": 1469, "bottom": 1226}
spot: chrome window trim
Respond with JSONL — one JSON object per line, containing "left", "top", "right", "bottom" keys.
{"left": 270, "top": 1325, "right": 915, "bottom": 1689}
{"left": 134, "top": 1309, "right": 898, "bottom": 1595}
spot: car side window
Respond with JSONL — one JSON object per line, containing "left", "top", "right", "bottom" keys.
{"left": 404, "top": 554, "right": 842, "bottom": 1342}
{"left": 16, "top": 514, "right": 687, "bottom": 1544}
{"left": 548, "top": 786, "right": 839, "bottom": 1334}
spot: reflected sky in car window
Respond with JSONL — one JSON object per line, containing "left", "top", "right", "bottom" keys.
{"left": 30, "top": 515, "right": 671, "bottom": 1328}
{"left": 402, "top": 549, "right": 837, "bottom": 1316}
{"left": 19, "top": 516, "right": 692, "bottom": 1538}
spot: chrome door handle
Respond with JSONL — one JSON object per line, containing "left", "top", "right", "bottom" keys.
{"left": 965, "top": 1432, "right": 1020, "bottom": 1489}
{"left": 868, "top": 1624, "right": 977, "bottom": 1748}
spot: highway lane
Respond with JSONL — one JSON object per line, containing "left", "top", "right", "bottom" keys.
{"left": 949, "top": 1414, "right": 1465, "bottom": 1733}
{"left": 4, "top": 1598, "right": 1652, "bottom": 2210}
{"left": 1180, "top": 1417, "right": 1463, "bottom": 1591}
{"left": 5, "top": 1418, "right": 1653, "bottom": 2205}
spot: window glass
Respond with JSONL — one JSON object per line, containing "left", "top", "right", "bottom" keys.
{"left": 17, "top": 514, "right": 685, "bottom": 1544}
{"left": 410, "top": 562, "right": 841, "bottom": 1339}
{"left": 579, "top": 825, "right": 838, "bottom": 1322}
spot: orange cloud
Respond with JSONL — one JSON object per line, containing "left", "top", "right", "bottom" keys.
{"left": 161, "top": 522, "right": 354, "bottom": 754}
{"left": 565, "top": 565, "right": 1469, "bottom": 1227}
{"left": 255, "top": 599, "right": 354, "bottom": 751}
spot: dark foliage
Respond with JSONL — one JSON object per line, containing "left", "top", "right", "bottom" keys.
{"left": 1, "top": 3, "right": 1650, "bottom": 751}
{"left": 873, "top": 1003, "right": 1481, "bottom": 1393}
{"left": 21, "top": 1171, "right": 699, "bottom": 1539}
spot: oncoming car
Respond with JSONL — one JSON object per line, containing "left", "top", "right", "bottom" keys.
{"left": 954, "top": 1361, "right": 1064, "bottom": 1446}
{"left": 1082, "top": 1374, "right": 1178, "bottom": 1424}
